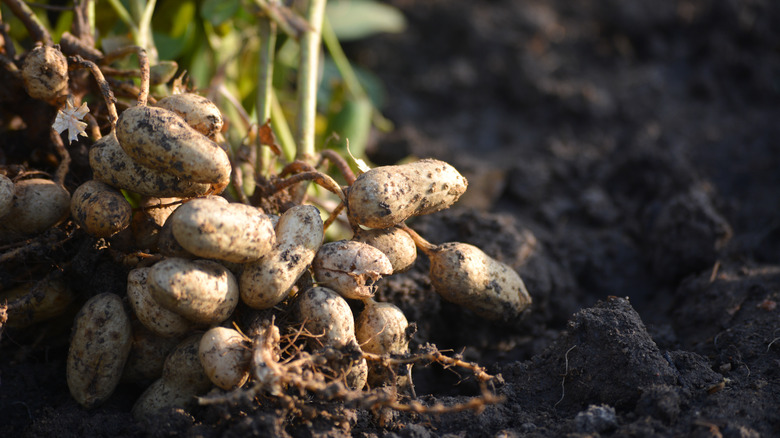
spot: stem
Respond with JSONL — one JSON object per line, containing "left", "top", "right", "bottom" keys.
{"left": 317, "top": 149, "right": 356, "bottom": 185}
{"left": 2, "top": 0, "right": 52, "bottom": 45}
{"left": 271, "top": 90, "right": 296, "bottom": 161}
{"left": 270, "top": 171, "right": 345, "bottom": 203}
{"left": 68, "top": 56, "right": 118, "bottom": 127}
{"left": 101, "top": 46, "right": 149, "bottom": 106}
{"left": 105, "top": 0, "right": 139, "bottom": 40}
{"left": 256, "top": 17, "right": 277, "bottom": 174}
{"left": 295, "top": 0, "right": 327, "bottom": 163}
{"left": 399, "top": 224, "right": 437, "bottom": 256}
{"left": 321, "top": 15, "right": 365, "bottom": 101}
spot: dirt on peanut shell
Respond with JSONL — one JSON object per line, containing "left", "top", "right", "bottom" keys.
{"left": 2, "top": 0, "right": 780, "bottom": 436}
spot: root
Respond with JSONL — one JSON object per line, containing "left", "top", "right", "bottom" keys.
{"left": 554, "top": 344, "right": 577, "bottom": 409}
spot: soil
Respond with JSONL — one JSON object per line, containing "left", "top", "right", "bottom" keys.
{"left": 2, "top": 0, "right": 780, "bottom": 436}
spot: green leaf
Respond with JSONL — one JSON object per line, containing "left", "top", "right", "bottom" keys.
{"left": 326, "top": 0, "right": 406, "bottom": 41}
{"left": 325, "top": 96, "right": 373, "bottom": 163}
{"left": 201, "top": 0, "right": 241, "bottom": 27}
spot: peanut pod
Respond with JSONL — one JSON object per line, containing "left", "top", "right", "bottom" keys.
{"left": 312, "top": 240, "right": 393, "bottom": 300}
{"left": 70, "top": 180, "right": 133, "bottom": 238}
{"left": 429, "top": 242, "right": 532, "bottom": 321}
{"left": 155, "top": 93, "right": 223, "bottom": 139}
{"left": 347, "top": 159, "right": 468, "bottom": 228}
{"left": 240, "top": 205, "right": 323, "bottom": 309}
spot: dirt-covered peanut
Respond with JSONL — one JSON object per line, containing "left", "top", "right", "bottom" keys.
{"left": 0, "top": 178, "right": 70, "bottom": 236}
{"left": 0, "top": 277, "right": 73, "bottom": 328}
{"left": 67, "top": 293, "right": 132, "bottom": 408}
{"left": 0, "top": 174, "right": 13, "bottom": 218}
{"left": 347, "top": 159, "right": 468, "bottom": 228}
{"left": 149, "top": 258, "right": 239, "bottom": 325}
{"left": 312, "top": 240, "right": 393, "bottom": 300}
{"left": 122, "top": 321, "right": 181, "bottom": 385}
{"left": 21, "top": 45, "right": 68, "bottom": 103}
{"left": 297, "top": 287, "right": 357, "bottom": 349}
{"left": 199, "top": 327, "right": 250, "bottom": 390}
{"left": 70, "top": 180, "right": 133, "bottom": 238}
{"left": 155, "top": 93, "right": 224, "bottom": 139}
{"left": 171, "top": 198, "right": 276, "bottom": 263}
{"left": 346, "top": 357, "right": 368, "bottom": 391}
{"left": 353, "top": 227, "right": 417, "bottom": 273}
{"left": 90, "top": 131, "right": 212, "bottom": 197}
{"left": 116, "top": 105, "right": 231, "bottom": 186}
{"left": 429, "top": 242, "right": 532, "bottom": 321}
{"left": 132, "top": 334, "right": 211, "bottom": 420}
{"left": 127, "top": 267, "right": 195, "bottom": 338}
{"left": 356, "top": 299, "right": 410, "bottom": 356}
{"left": 240, "top": 205, "right": 323, "bottom": 309}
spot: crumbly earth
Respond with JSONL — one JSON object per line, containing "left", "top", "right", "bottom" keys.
{"left": 2, "top": 0, "right": 779, "bottom": 436}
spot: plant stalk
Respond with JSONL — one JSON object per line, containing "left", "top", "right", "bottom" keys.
{"left": 256, "top": 17, "right": 277, "bottom": 174}
{"left": 295, "top": 0, "right": 327, "bottom": 163}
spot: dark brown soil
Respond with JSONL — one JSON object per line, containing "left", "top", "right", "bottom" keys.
{"left": 2, "top": 0, "right": 780, "bottom": 436}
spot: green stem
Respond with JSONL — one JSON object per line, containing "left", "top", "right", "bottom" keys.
{"left": 256, "top": 18, "right": 277, "bottom": 174}
{"left": 271, "top": 90, "right": 296, "bottom": 162}
{"left": 295, "top": 0, "right": 327, "bottom": 163}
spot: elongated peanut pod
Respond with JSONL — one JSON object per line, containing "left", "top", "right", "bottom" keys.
{"left": 67, "top": 293, "right": 132, "bottom": 408}
{"left": 171, "top": 198, "right": 276, "bottom": 263}
{"left": 429, "top": 242, "right": 532, "bottom": 321}
{"left": 148, "top": 258, "right": 239, "bottom": 325}
{"left": 240, "top": 205, "right": 323, "bottom": 309}
{"left": 116, "top": 105, "right": 231, "bottom": 186}
{"left": 312, "top": 240, "right": 393, "bottom": 300}
{"left": 90, "top": 131, "right": 212, "bottom": 198}
{"left": 347, "top": 159, "right": 467, "bottom": 229}
{"left": 0, "top": 178, "right": 70, "bottom": 237}
{"left": 127, "top": 268, "right": 194, "bottom": 338}
{"left": 199, "top": 327, "right": 250, "bottom": 390}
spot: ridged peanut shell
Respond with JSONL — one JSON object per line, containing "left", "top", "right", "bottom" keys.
{"left": 0, "top": 178, "right": 70, "bottom": 236}
{"left": 90, "top": 131, "right": 212, "bottom": 197}
{"left": 67, "top": 293, "right": 132, "bottom": 408}
{"left": 240, "top": 205, "right": 323, "bottom": 309}
{"left": 297, "top": 287, "right": 356, "bottom": 349}
{"left": 199, "top": 327, "right": 250, "bottom": 390}
{"left": 116, "top": 105, "right": 231, "bottom": 186}
{"left": 70, "top": 180, "right": 132, "bottom": 238}
{"left": 312, "top": 240, "right": 393, "bottom": 300}
{"left": 127, "top": 267, "right": 195, "bottom": 338}
{"left": 347, "top": 159, "right": 467, "bottom": 228}
{"left": 171, "top": 198, "right": 275, "bottom": 263}
{"left": 429, "top": 242, "right": 532, "bottom": 321}
{"left": 155, "top": 93, "right": 223, "bottom": 139}
{"left": 148, "top": 258, "right": 239, "bottom": 325}
{"left": 353, "top": 226, "right": 417, "bottom": 273}
{"left": 22, "top": 45, "right": 68, "bottom": 103}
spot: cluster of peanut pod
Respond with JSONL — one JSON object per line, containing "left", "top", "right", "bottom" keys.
{"left": 0, "top": 44, "right": 532, "bottom": 417}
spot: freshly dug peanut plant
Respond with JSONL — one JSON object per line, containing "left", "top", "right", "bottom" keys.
{"left": 155, "top": 93, "right": 224, "bottom": 139}
{"left": 428, "top": 242, "right": 532, "bottom": 321}
{"left": 21, "top": 45, "right": 68, "bottom": 103}
{"left": 353, "top": 226, "right": 417, "bottom": 273}
{"left": 148, "top": 258, "right": 239, "bottom": 325}
{"left": 127, "top": 267, "right": 194, "bottom": 338}
{"left": 67, "top": 293, "right": 132, "bottom": 408}
{"left": 132, "top": 334, "right": 212, "bottom": 420}
{"left": 0, "top": 178, "right": 70, "bottom": 237}
{"left": 312, "top": 240, "right": 393, "bottom": 300}
{"left": 347, "top": 159, "right": 468, "bottom": 229}
{"left": 90, "top": 131, "right": 212, "bottom": 198}
{"left": 116, "top": 105, "right": 231, "bottom": 188}
{"left": 171, "top": 197, "right": 276, "bottom": 263}
{"left": 199, "top": 326, "right": 251, "bottom": 390}
{"left": 70, "top": 180, "right": 133, "bottom": 238}
{"left": 240, "top": 205, "right": 323, "bottom": 309}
